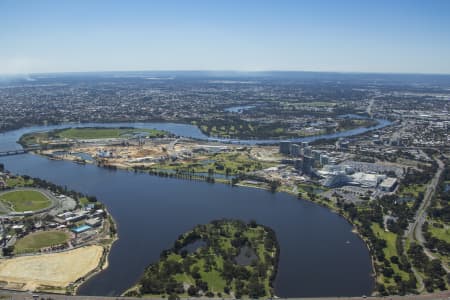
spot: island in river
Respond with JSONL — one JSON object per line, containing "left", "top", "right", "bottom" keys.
{"left": 125, "top": 219, "right": 279, "bottom": 299}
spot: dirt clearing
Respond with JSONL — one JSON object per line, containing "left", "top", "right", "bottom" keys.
{"left": 0, "top": 245, "right": 104, "bottom": 291}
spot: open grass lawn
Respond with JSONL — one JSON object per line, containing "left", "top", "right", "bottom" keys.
{"left": 59, "top": 128, "right": 128, "bottom": 139}
{"left": 371, "top": 223, "right": 397, "bottom": 258}
{"left": 57, "top": 127, "right": 164, "bottom": 139}
{"left": 18, "top": 131, "right": 51, "bottom": 147}
{"left": 298, "top": 182, "right": 328, "bottom": 194}
{"left": 429, "top": 223, "right": 450, "bottom": 243}
{"left": 151, "top": 151, "right": 275, "bottom": 175}
{"left": 398, "top": 184, "right": 426, "bottom": 198}
{"left": 19, "top": 127, "right": 167, "bottom": 147}
{"left": 371, "top": 223, "right": 410, "bottom": 285}
{"left": 0, "top": 190, "right": 52, "bottom": 212}
{"left": 78, "top": 196, "right": 90, "bottom": 206}
{"left": 213, "top": 152, "right": 273, "bottom": 173}
{"left": 14, "top": 230, "right": 70, "bottom": 254}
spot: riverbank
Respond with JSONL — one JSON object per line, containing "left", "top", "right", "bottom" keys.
{"left": 275, "top": 186, "right": 379, "bottom": 295}
{"left": 196, "top": 117, "right": 379, "bottom": 140}
{"left": 2, "top": 119, "right": 392, "bottom": 151}
{"left": 28, "top": 149, "right": 380, "bottom": 296}
{"left": 0, "top": 245, "right": 104, "bottom": 293}
{"left": 1, "top": 149, "right": 375, "bottom": 297}
{"left": 0, "top": 172, "right": 118, "bottom": 295}
{"left": 0, "top": 123, "right": 386, "bottom": 296}
{"left": 26, "top": 149, "right": 382, "bottom": 296}
{"left": 74, "top": 208, "right": 118, "bottom": 295}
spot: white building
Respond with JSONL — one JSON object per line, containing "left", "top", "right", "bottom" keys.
{"left": 379, "top": 177, "right": 398, "bottom": 192}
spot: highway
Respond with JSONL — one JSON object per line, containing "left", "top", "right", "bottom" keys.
{"left": 413, "top": 157, "right": 448, "bottom": 272}
{"left": 403, "top": 155, "right": 448, "bottom": 290}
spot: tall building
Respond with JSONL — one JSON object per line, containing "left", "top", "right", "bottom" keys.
{"left": 312, "top": 150, "right": 321, "bottom": 161}
{"left": 290, "top": 144, "right": 301, "bottom": 157}
{"left": 320, "top": 154, "right": 329, "bottom": 166}
{"left": 302, "top": 155, "right": 314, "bottom": 175}
{"left": 303, "top": 146, "right": 312, "bottom": 157}
{"left": 279, "top": 141, "right": 291, "bottom": 155}
{"left": 294, "top": 159, "right": 303, "bottom": 170}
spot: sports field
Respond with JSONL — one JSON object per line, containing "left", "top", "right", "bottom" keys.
{"left": 14, "top": 231, "right": 70, "bottom": 254}
{"left": 0, "top": 245, "right": 104, "bottom": 291}
{"left": 58, "top": 127, "right": 165, "bottom": 139}
{"left": 0, "top": 190, "right": 52, "bottom": 212}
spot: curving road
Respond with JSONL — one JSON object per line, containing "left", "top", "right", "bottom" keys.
{"left": 408, "top": 157, "right": 444, "bottom": 240}
{"left": 414, "top": 157, "right": 449, "bottom": 273}
{"left": 404, "top": 155, "right": 448, "bottom": 289}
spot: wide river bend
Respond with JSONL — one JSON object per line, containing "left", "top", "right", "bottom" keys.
{"left": 0, "top": 121, "right": 390, "bottom": 297}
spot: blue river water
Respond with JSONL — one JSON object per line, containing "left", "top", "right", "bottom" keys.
{"left": 0, "top": 118, "right": 391, "bottom": 151}
{"left": 0, "top": 120, "right": 390, "bottom": 297}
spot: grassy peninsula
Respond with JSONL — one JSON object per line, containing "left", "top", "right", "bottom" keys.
{"left": 126, "top": 219, "right": 279, "bottom": 299}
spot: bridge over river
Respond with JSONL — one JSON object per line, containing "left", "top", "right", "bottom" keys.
{"left": 0, "top": 147, "right": 41, "bottom": 157}
{"left": 0, "top": 150, "right": 28, "bottom": 157}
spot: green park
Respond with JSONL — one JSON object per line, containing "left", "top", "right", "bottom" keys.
{"left": 19, "top": 127, "right": 168, "bottom": 147}
{"left": 0, "top": 190, "right": 52, "bottom": 212}
{"left": 14, "top": 230, "right": 71, "bottom": 254}
{"left": 126, "top": 219, "right": 279, "bottom": 299}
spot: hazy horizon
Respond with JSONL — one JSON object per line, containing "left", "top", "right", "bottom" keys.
{"left": 1, "top": 0, "right": 450, "bottom": 75}
{"left": 0, "top": 69, "right": 450, "bottom": 79}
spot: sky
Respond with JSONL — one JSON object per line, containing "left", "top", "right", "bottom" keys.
{"left": 1, "top": 0, "right": 450, "bottom": 75}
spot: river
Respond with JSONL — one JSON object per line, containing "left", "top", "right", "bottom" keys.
{"left": 0, "top": 121, "right": 388, "bottom": 297}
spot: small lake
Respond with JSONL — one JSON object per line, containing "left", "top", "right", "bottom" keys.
{"left": 234, "top": 245, "right": 258, "bottom": 266}
{"left": 180, "top": 240, "right": 207, "bottom": 254}
{"left": 224, "top": 105, "right": 256, "bottom": 113}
